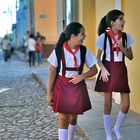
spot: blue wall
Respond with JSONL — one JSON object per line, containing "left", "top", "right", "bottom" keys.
{"left": 16, "top": 0, "right": 29, "bottom": 47}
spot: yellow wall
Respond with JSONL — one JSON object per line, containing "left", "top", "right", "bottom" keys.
{"left": 123, "top": 0, "right": 140, "bottom": 114}
{"left": 34, "top": 0, "right": 140, "bottom": 114}
{"left": 78, "top": 0, "right": 96, "bottom": 74}
{"left": 78, "top": 0, "right": 96, "bottom": 54}
{"left": 95, "top": 0, "right": 115, "bottom": 64}
{"left": 95, "top": 0, "right": 140, "bottom": 114}
{"left": 95, "top": 0, "right": 115, "bottom": 38}
{"left": 34, "top": 0, "right": 57, "bottom": 43}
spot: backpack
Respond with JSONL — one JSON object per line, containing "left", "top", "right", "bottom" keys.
{"left": 102, "top": 32, "right": 127, "bottom": 61}
{"left": 55, "top": 45, "right": 87, "bottom": 76}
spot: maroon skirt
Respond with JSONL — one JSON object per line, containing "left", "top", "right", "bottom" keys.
{"left": 95, "top": 60, "right": 130, "bottom": 93}
{"left": 52, "top": 76, "right": 91, "bottom": 114}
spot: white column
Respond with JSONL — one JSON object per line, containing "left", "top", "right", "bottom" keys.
{"left": 57, "top": 0, "right": 64, "bottom": 36}
{"left": 113, "top": 0, "right": 123, "bottom": 105}
{"left": 115, "top": 0, "right": 122, "bottom": 10}
{"left": 115, "top": 0, "right": 121, "bottom": 10}
{"left": 65, "top": 0, "right": 72, "bottom": 25}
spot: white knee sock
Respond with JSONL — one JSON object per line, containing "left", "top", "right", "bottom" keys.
{"left": 58, "top": 128, "right": 68, "bottom": 140}
{"left": 68, "top": 124, "right": 77, "bottom": 140}
{"left": 114, "top": 111, "right": 126, "bottom": 139}
{"left": 103, "top": 114, "right": 113, "bottom": 140}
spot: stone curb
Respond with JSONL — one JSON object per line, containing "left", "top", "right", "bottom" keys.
{"left": 32, "top": 73, "right": 48, "bottom": 92}
{"left": 32, "top": 73, "right": 90, "bottom": 140}
{"left": 76, "top": 125, "right": 89, "bottom": 140}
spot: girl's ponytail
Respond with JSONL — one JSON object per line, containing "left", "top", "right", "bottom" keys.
{"left": 56, "top": 22, "right": 83, "bottom": 47}
{"left": 56, "top": 32, "right": 66, "bottom": 48}
{"left": 98, "top": 9, "right": 124, "bottom": 36}
{"left": 97, "top": 15, "right": 107, "bottom": 36}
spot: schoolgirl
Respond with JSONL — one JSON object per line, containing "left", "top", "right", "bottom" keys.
{"left": 47, "top": 22, "right": 97, "bottom": 140}
{"left": 95, "top": 9, "right": 134, "bottom": 140}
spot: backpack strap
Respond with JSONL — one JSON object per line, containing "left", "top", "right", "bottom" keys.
{"left": 55, "top": 44, "right": 87, "bottom": 76}
{"left": 122, "top": 32, "right": 127, "bottom": 48}
{"left": 102, "top": 32, "right": 127, "bottom": 61}
{"left": 107, "top": 33, "right": 114, "bottom": 61}
{"left": 122, "top": 32, "right": 127, "bottom": 60}
{"left": 79, "top": 45, "right": 87, "bottom": 74}
{"left": 102, "top": 32, "right": 108, "bottom": 61}
{"left": 55, "top": 45, "right": 62, "bottom": 76}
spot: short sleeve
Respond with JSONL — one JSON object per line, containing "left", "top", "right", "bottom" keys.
{"left": 85, "top": 49, "right": 97, "bottom": 68}
{"left": 126, "top": 33, "right": 134, "bottom": 49}
{"left": 96, "top": 33, "right": 105, "bottom": 50}
{"left": 47, "top": 49, "right": 58, "bottom": 67}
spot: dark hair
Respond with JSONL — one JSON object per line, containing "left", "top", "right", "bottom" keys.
{"left": 98, "top": 9, "right": 124, "bottom": 36}
{"left": 29, "top": 33, "right": 34, "bottom": 38}
{"left": 97, "top": 16, "right": 108, "bottom": 36}
{"left": 27, "top": 30, "right": 30, "bottom": 33}
{"left": 56, "top": 22, "right": 84, "bottom": 48}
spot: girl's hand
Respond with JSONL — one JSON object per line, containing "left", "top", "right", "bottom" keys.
{"left": 117, "top": 41, "right": 133, "bottom": 60}
{"left": 100, "top": 66, "right": 110, "bottom": 82}
{"left": 47, "top": 92, "right": 53, "bottom": 107}
{"left": 69, "top": 75, "right": 84, "bottom": 84}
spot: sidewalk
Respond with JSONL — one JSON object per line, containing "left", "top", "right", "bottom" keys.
{"left": 78, "top": 80, "right": 140, "bottom": 140}
{"left": 32, "top": 62, "right": 140, "bottom": 140}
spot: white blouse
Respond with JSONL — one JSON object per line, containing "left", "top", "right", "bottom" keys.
{"left": 96, "top": 33, "right": 134, "bottom": 62}
{"left": 27, "top": 38, "right": 36, "bottom": 51}
{"left": 48, "top": 47, "right": 97, "bottom": 78}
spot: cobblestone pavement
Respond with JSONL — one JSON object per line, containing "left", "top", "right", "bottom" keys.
{"left": 0, "top": 50, "right": 84, "bottom": 140}
{"left": 0, "top": 50, "right": 58, "bottom": 140}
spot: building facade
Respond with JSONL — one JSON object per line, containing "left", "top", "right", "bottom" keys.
{"left": 59, "top": 0, "right": 140, "bottom": 114}
{"left": 33, "top": 0, "right": 58, "bottom": 43}
{"left": 16, "top": 0, "right": 31, "bottom": 47}
{"left": 64, "top": 0, "right": 140, "bottom": 114}
{"left": 16, "top": 0, "right": 140, "bottom": 114}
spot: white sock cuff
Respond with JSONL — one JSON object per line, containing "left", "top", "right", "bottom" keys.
{"left": 58, "top": 128, "right": 68, "bottom": 140}
{"left": 58, "top": 128, "right": 68, "bottom": 132}
{"left": 103, "top": 114, "right": 112, "bottom": 118}
{"left": 119, "top": 111, "right": 126, "bottom": 116}
{"left": 69, "top": 124, "right": 77, "bottom": 128}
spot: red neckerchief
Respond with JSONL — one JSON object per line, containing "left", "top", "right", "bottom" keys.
{"left": 107, "top": 29, "right": 122, "bottom": 56}
{"left": 63, "top": 42, "right": 80, "bottom": 70}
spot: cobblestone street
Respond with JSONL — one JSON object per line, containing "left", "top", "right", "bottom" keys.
{"left": 0, "top": 50, "right": 58, "bottom": 140}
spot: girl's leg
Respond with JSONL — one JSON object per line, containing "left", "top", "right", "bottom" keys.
{"left": 120, "top": 93, "right": 130, "bottom": 114}
{"left": 32, "top": 51, "right": 35, "bottom": 66}
{"left": 28, "top": 51, "right": 31, "bottom": 66}
{"left": 103, "top": 92, "right": 113, "bottom": 140}
{"left": 38, "top": 52, "right": 43, "bottom": 65}
{"left": 58, "top": 113, "right": 69, "bottom": 140}
{"left": 68, "top": 114, "right": 77, "bottom": 140}
{"left": 37, "top": 52, "right": 39, "bottom": 65}
{"left": 3, "top": 50, "right": 7, "bottom": 61}
{"left": 113, "top": 93, "right": 130, "bottom": 139}
{"left": 37, "top": 52, "right": 39, "bottom": 64}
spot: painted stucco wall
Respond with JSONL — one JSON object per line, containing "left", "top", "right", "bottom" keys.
{"left": 95, "top": 0, "right": 140, "bottom": 114}
{"left": 34, "top": 0, "right": 57, "bottom": 43}
{"left": 123, "top": 0, "right": 140, "bottom": 114}
{"left": 78, "top": 0, "right": 96, "bottom": 54}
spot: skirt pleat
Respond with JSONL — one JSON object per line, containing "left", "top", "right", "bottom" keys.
{"left": 53, "top": 76, "right": 91, "bottom": 114}
{"left": 95, "top": 61, "right": 130, "bottom": 93}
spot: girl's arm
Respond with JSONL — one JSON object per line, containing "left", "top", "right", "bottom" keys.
{"left": 82, "top": 65, "right": 98, "bottom": 79}
{"left": 47, "top": 65, "right": 57, "bottom": 106}
{"left": 97, "top": 49, "right": 110, "bottom": 82}
{"left": 69, "top": 65, "right": 98, "bottom": 84}
{"left": 119, "top": 43, "right": 133, "bottom": 60}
